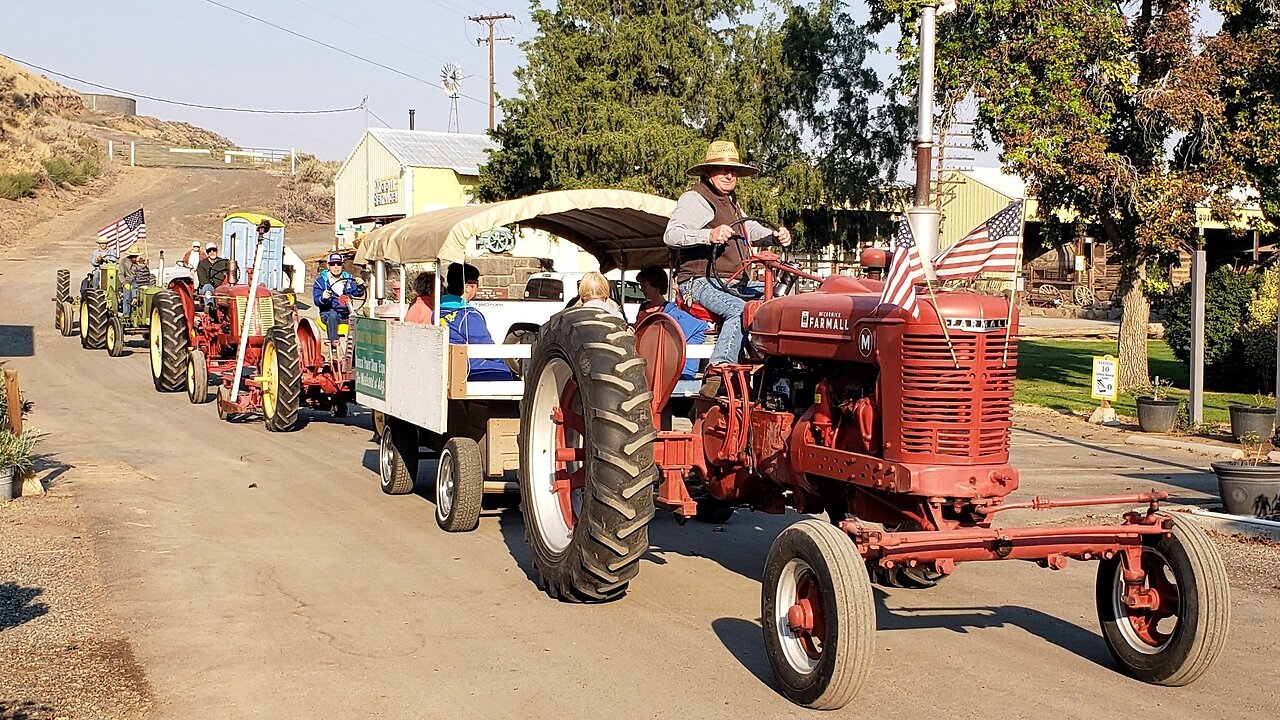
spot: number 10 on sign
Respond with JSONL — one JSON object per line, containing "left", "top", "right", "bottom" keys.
{"left": 1091, "top": 355, "right": 1118, "bottom": 401}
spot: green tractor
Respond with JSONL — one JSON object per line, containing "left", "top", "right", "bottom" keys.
{"left": 57, "top": 254, "right": 171, "bottom": 356}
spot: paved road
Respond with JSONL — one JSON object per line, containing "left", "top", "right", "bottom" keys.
{"left": 2, "top": 169, "right": 1274, "bottom": 719}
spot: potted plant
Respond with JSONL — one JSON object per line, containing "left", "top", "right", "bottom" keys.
{"left": 0, "top": 429, "right": 37, "bottom": 502}
{"left": 1211, "top": 431, "right": 1280, "bottom": 519}
{"left": 1134, "top": 376, "right": 1180, "bottom": 434}
{"left": 1228, "top": 393, "right": 1276, "bottom": 442}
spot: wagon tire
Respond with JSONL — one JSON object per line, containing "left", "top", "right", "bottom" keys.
{"left": 518, "top": 307, "right": 658, "bottom": 602}
{"left": 262, "top": 326, "right": 303, "bottom": 432}
{"left": 379, "top": 417, "right": 419, "bottom": 495}
{"left": 762, "top": 518, "right": 875, "bottom": 710}
{"left": 150, "top": 291, "right": 188, "bottom": 392}
{"left": 435, "top": 437, "right": 484, "bottom": 533}
{"left": 1096, "top": 513, "right": 1230, "bottom": 686}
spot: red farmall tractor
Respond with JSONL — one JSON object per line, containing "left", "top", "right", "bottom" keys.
{"left": 148, "top": 270, "right": 356, "bottom": 431}
{"left": 515, "top": 246, "right": 1230, "bottom": 709}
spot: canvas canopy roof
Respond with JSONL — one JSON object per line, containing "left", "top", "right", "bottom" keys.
{"left": 353, "top": 189, "right": 677, "bottom": 271}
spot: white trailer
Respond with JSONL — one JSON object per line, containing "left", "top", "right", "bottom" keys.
{"left": 352, "top": 189, "right": 711, "bottom": 532}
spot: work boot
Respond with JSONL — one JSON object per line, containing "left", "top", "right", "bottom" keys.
{"left": 699, "top": 374, "right": 723, "bottom": 399}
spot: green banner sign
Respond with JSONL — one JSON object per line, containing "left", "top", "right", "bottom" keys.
{"left": 354, "top": 317, "right": 387, "bottom": 400}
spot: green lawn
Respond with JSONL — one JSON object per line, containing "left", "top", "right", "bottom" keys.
{"left": 1015, "top": 339, "right": 1258, "bottom": 426}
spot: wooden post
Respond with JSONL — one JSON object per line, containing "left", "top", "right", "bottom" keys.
{"left": 4, "top": 369, "right": 22, "bottom": 435}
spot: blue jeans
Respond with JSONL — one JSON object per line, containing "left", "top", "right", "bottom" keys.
{"left": 684, "top": 278, "right": 762, "bottom": 365}
{"left": 321, "top": 309, "right": 346, "bottom": 341}
{"left": 200, "top": 283, "right": 215, "bottom": 310}
{"left": 123, "top": 284, "right": 135, "bottom": 312}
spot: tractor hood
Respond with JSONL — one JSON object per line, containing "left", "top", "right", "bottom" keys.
{"left": 353, "top": 189, "right": 676, "bottom": 271}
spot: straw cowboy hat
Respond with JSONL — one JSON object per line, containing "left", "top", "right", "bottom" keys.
{"left": 686, "top": 140, "right": 759, "bottom": 177}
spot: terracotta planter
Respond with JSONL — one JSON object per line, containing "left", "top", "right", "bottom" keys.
{"left": 1135, "top": 396, "right": 1180, "bottom": 434}
{"left": 1227, "top": 404, "right": 1276, "bottom": 442}
{"left": 1210, "top": 461, "right": 1280, "bottom": 519}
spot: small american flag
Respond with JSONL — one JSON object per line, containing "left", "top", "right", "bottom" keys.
{"left": 879, "top": 217, "right": 925, "bottom": 318}
{"left": 932, "top": 200, "right": 1023, "bottom": 281}
{"left": 97, "top": 208, "right": 147, "bottom": 254}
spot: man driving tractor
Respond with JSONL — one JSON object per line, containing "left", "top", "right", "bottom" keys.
{"left": 313, "top": 253, "right": 366, "bottom": 344}
{"left": 663, "top": 140, "right": 791, "bottom": 396}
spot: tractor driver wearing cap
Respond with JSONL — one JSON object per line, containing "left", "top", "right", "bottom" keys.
{"left": 196, "top": 243, "right": 231, "bottom": 309}
{"left": 313, "top": 253, "right": 365, "bottom": 343}
{"left": 663, "top": 140, "right": 791, "bottom": 397}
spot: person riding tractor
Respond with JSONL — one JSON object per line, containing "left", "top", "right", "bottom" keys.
{"left": 663, "top": 139, "right": 792, "bottom": 397}
{"left": 312, "top": 253, "right": 366, "bottom": 347}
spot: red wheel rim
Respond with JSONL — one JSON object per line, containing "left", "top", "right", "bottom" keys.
{"left": 787, "top": 570, "right": 827, "bottom": 660}
{"left": 1121, "top": 549, "right": 1180, "bottom": 650}
{"left": 551, "top": 380, "right": 585, "bottom": 530}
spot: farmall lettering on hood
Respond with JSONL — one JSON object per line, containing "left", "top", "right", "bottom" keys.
{"left": 798, "top": 310, "right": 850, "bottom": 331}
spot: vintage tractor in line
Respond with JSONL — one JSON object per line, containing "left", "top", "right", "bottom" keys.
{"left": 515, "top": 246, "right": 1231, "bottom": 709}
{"left": 148, "top": 272, "right": 356, "bottom": 431}
{"left": 53, "top": 256, "right": 172, "bottom": 356}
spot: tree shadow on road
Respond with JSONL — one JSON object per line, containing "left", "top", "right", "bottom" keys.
{"left": 0, "top": 582, "right": 49, "bottom": 632}
{"left": 711, "top": 585, "right": 1113, "bottom": 695}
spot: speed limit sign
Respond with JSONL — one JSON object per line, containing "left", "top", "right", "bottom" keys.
{"left": 1091, "top": 355, "right": 1118, "bottom": 401}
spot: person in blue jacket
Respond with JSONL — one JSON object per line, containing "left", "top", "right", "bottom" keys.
{"left": 438, "top": 262, "right": 514, "bottom": 381}
{"left": 312, "top": 253, "right": 365, "bottom": 342}
{"left": 636, "top": 266, "right": 708, "bottom": 380}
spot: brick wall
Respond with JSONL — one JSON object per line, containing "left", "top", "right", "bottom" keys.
{"left": 466, "top": 256, "right": 549, "bottom": 300}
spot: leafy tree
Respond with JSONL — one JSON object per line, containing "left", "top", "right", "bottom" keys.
{"left": 478, "top": 1, "right": 909, "bottom": 250}
{"left": 869, "top": 0, "right": 1258, "bottom": 390}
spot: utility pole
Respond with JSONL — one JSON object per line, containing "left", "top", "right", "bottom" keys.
{"left": 468, "top": 13, "right": 515, "bottom": 130}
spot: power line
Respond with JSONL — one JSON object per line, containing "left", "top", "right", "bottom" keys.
{"left": 1, "top": 52, "right": 365, "bottom": 114}
{"left": 366, "top": 106, "right": 393, "bottom": 129}
{"left": 199, "top": 0, "right": 488, "bottom": 106}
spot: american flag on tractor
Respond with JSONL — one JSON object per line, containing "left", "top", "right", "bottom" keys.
{"left": 931, "top": 200, "right": 1024, "bottom": 281}
{"left": 97, "top": 208, "right": 147, "bottom": 254}
{"left": 878, "top": 216, "right": 925, "bottom": 318}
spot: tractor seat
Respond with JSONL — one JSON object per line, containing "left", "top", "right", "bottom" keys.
{"left": 673, "top": 292, "right": 717, "bottom": 323}
{"left": 316, "top": 315, "right": 350, "bottom": 338}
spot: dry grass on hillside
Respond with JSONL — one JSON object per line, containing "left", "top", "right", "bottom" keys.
{"left": 272, "top": 155, "right": 339, "bottom": 223}
{"left": 0, "top": 58, "right": 105, "bottom": 199}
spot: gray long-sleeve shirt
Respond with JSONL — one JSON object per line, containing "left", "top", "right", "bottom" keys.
{"left": 663, "top": 190, "right": 773, "bottom": 248}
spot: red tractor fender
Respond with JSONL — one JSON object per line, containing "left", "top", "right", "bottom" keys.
{"left": 296, "top": 317, "right": 325, "bottom": 370}
{"left": 168, "top": 279, "right": 198, "bottom": 347}
{"left": 634, "top": 313, "right": 686, "bottom": 425}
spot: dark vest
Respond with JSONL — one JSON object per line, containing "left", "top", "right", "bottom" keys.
{"left": 675, "top": 180, "right": 751, "bottom": 282}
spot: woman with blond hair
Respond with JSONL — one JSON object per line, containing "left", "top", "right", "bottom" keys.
{"left": 576, "top": 271, "right": 624, "bottom": 319}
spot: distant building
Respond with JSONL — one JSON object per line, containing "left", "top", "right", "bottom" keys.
{"left": 333, "top": 129, "right": 496, "bottom": 244}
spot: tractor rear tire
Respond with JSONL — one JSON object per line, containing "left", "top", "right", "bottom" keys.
{"left": 187, "top": 349, "right": 211, "bottom": 404}
{"left": 105, "top": 314, "right": 125, "bottom": 357}
{"left": 1095, "top": 513, "right": 1231, "bottom": 686}
{"left": 262, "top": 325, "right": 303, "bottom": 432}
{"left": 150, "top": 291, "right": 189, "bottom": 392}
{"left": 56, "top": 300, "right": 75, "bottom": 337}
{"left": 518, "top": 307, "right": 658, "bottom": 603}
{"left": 56, "top": 268, "right": 71, "bottom": 302}
{"left": 79, "top": 289, "right": 108, "bottom": 349}
{"left": 762, "top": 518, "right": 875, "bottom": 710}
{"left": 379, "top": 416, "right": 419, "bottom": 495}
{"left": 271, "top": 291, "right": 294, "bottom": 329}
{"left": 435, "top": 437, "right": 484, "bottom": 533}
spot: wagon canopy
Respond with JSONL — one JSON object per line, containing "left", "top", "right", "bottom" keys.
{"left": 353, "top": 189, "right": 677, "bottom": 271}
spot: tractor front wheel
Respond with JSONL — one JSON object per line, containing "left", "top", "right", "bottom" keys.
{"left": 150, "top": 291, "right": 188, "bottom": 392}
{"left": 1096, "top": 513, "right": 1230, "bottom": 686}
{"left": 56, "top": 268, "right": 71, "bottom": 302}
{"left": 762, "top": 518, "right": 875, "bottom": 710}
{"left": 261, "top": 326, "right": 303, "bottom": 432}
{"left": 105, "top": 315, "right": 125, "bottom": 357}
{"left": 518, "top": 307, "right": 657, "bottom": 602}
{"left": 79, "top": 289, "right": 108, "bottom": 349}
{"left": 435, "top": 437, "right": 483, "bottom": 532}
{"left": 379, "top": 416, "right": 419, "bottom": 495}
{"left": 187, "top": 349, "right": 211, "bottom": 404}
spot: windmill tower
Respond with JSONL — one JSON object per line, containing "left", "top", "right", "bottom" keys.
{"left": 441, "top": 62, "right": 463, "bottom": 133}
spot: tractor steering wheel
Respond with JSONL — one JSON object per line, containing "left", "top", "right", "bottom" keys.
{"left": 706, "top": 216, "right": 810, "bottom": 299}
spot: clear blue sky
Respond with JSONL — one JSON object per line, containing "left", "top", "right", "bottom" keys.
{"left": 6, "top": 0, "right": 529, "bottom": 159}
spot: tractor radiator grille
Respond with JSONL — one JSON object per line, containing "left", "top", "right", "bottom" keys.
{"left": 235, "top": 295, "right": 275, "bottom": 337}
{"left": 898, "top": 333, "right": 1017, "bottom": 459}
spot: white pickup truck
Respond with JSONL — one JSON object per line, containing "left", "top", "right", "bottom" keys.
{"left": 472, "top": 271, "right": 646, "bottom": 340}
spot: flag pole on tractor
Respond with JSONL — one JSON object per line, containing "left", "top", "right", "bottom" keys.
{"left": 1002, "top": 205, "right": 1026, "bottom": 366}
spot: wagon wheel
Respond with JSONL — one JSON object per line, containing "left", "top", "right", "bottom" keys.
{"left": 1096, "top": 513, "right": 1230, "bottom": 686}
{"left": 1074, "top": 285, "right": 1095, "bottom": 307}
{"left": 761, "top": 519, "right": 875, "bottom": 710}
{"left": 1037, "top": 284, "right": 1062, "bottom": 302}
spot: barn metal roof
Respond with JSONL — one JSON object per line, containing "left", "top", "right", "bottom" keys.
{"left": 368, "top": 129, "right": 496, "bottom": 175}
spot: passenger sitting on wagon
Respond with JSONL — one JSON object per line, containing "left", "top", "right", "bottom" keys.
{"left": 574, "top": 272, "right": 624, "bottom": 319}
{"left": 403, "top": 271, "right": 435, "bottom": 324}
{"left": 438, "top": 263, "right": 514, "bottom": 381}
{"left": 313, "top": 253, "right": 365, "bottom": 343}
{"left": 636, "top": 266, "right": 707, "bottom": 380}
